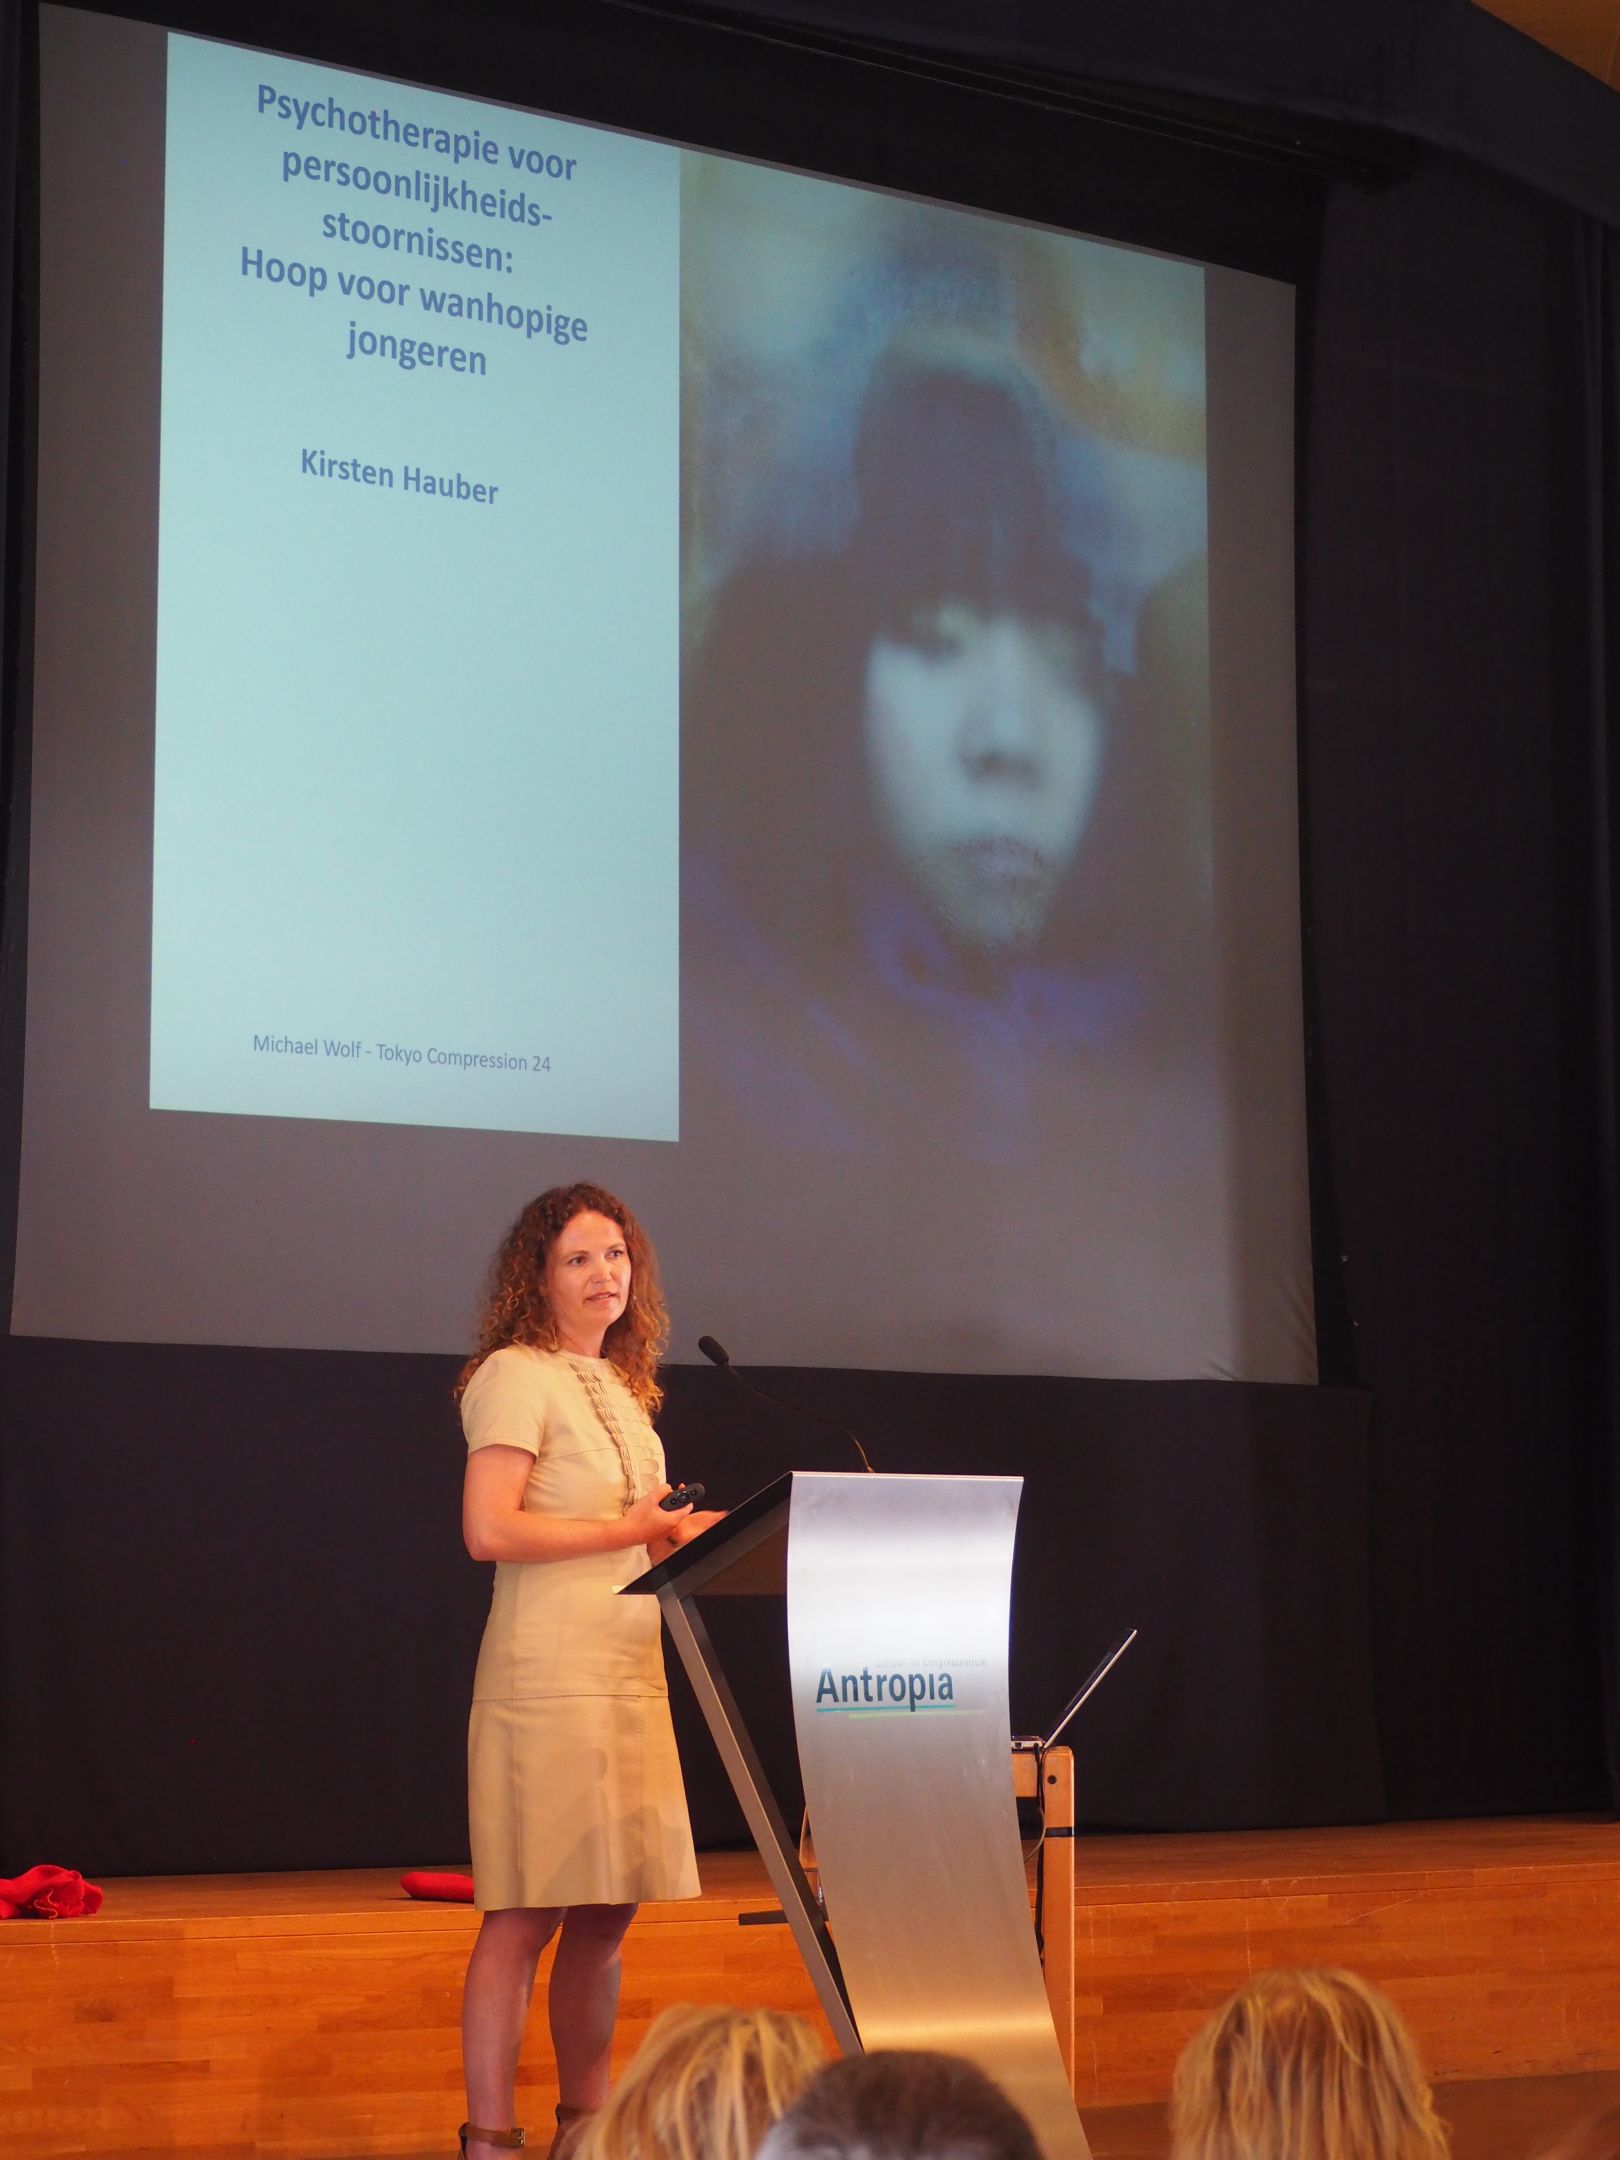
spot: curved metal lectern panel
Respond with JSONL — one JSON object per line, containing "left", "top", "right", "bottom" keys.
{"left": 786, "top": 1473, "right": 1089, "bottom": 2160}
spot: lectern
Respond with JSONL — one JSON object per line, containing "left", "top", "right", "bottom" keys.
{"left": 626, "top": 1471, "right": 1090, "bottom": 2160}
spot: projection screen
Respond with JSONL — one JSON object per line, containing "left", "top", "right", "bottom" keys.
{"left": 12, "top": 7, "right": 1311, "bottom": 1381}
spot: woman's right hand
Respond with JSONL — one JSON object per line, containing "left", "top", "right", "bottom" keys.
{"left": 622, "top": 1484, "right": 690, "bottom": 1548}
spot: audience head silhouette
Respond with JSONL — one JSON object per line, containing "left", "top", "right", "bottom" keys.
{"left": 1170, "top": 1967, "right": 1449, "bottom": 2160}
{"left": 573, "top": 2003, "right": 824, "bottom": 2160}
{"left": 757, "top": 2049, "right": 1041, "bottom": 2160}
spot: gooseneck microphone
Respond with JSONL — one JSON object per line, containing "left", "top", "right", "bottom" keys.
{"left": 697, "top": 1336, "right": 876, "bottom": 1474}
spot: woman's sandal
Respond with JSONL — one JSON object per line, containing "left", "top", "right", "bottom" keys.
{"left": 459, "top": 2101, "right": 592, "bottom": 2158}
{"left": 547, "top": 2104, "right": 596, "bottom": 2160}
{"left": 460, "top": 2108, "right": 591, "bottom": 2160}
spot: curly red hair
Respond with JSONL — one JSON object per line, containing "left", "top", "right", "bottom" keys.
{"left": 456, "top": 1183, "right": 668, "bottom": 1414}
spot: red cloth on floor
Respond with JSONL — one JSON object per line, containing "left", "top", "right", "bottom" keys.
{"left": 0, "top": 1864, "right": 103, "bottom": 1918}
{"left": 400, "top": 1869, "right": 475, "bottom": 1902}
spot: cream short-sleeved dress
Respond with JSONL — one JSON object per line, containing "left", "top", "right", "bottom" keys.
{"left": 462, "top": 1345, "right": 701, "bottom": 1911}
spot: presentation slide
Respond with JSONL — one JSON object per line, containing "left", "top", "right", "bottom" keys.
{"left": 16, "top": 8, "right": 1312, "bottom": 1382}
{"left": 152, "top": 37, "right": 680, "bottom": 1140}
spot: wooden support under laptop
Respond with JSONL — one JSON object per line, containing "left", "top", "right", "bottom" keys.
{"left": 1014, "top": 1742, "right": 1077, "bottom": 2088}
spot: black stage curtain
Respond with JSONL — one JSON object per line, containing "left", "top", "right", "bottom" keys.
{"left": 1302, "top": 154, "right": 1617, "bottom": 1812}
{"left": 0, "top": 1336, "right": 1381, "bottom": 1874}
{"left": 3, "top": 0, "right": 1620, "bottom": 1874}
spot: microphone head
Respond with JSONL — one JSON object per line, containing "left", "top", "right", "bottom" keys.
{"left": 696, "top": 1334, "right": 731, "bottom": 1368}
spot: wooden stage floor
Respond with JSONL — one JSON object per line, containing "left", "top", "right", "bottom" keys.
{"left": 5, "top": 1817, "right": 1618, "bottom": 2159}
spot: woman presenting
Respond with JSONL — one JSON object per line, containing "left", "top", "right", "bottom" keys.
{"left": 455, "top": 1183, "right": 722, "bottom": 2160}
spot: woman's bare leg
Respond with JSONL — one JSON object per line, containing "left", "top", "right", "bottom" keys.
{"left": 462, "top": 1905, "right": 563, "bottom": 2156}
{"left": 547, "top": 1903, "right": 638, "bottom": 2110}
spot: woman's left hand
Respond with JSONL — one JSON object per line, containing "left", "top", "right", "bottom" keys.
{"left": 670, "top": 1508, "right": 727, "bottom": 1545}
{"left": 647, "top": 1509, "right": 728, "bottom": 1565}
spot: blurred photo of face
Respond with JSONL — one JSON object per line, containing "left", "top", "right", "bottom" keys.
{"left": 862, "top": 599, "right": 1106, "bottom": 955}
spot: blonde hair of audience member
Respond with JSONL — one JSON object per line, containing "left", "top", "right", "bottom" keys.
{"left": 756, "top": 2050, "right": 1041, "bottom": 2160}
{"left": 1536, "top": 2108, "right": 1620, "bottom": 2160}
{"left": 574, "top": 2003, "right": 824, "bottom": 2160}
{"left": 1170, "top": 1967, "right": 1449, "bottom": 2160}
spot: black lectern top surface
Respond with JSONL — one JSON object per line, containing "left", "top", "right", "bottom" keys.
{"left": 622, "top": 1471, "right": 792, "bottom": 1598}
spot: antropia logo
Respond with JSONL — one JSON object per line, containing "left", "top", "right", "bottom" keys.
{"left": 814, "top": 1665, "right": 958, "bottom": 1713}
